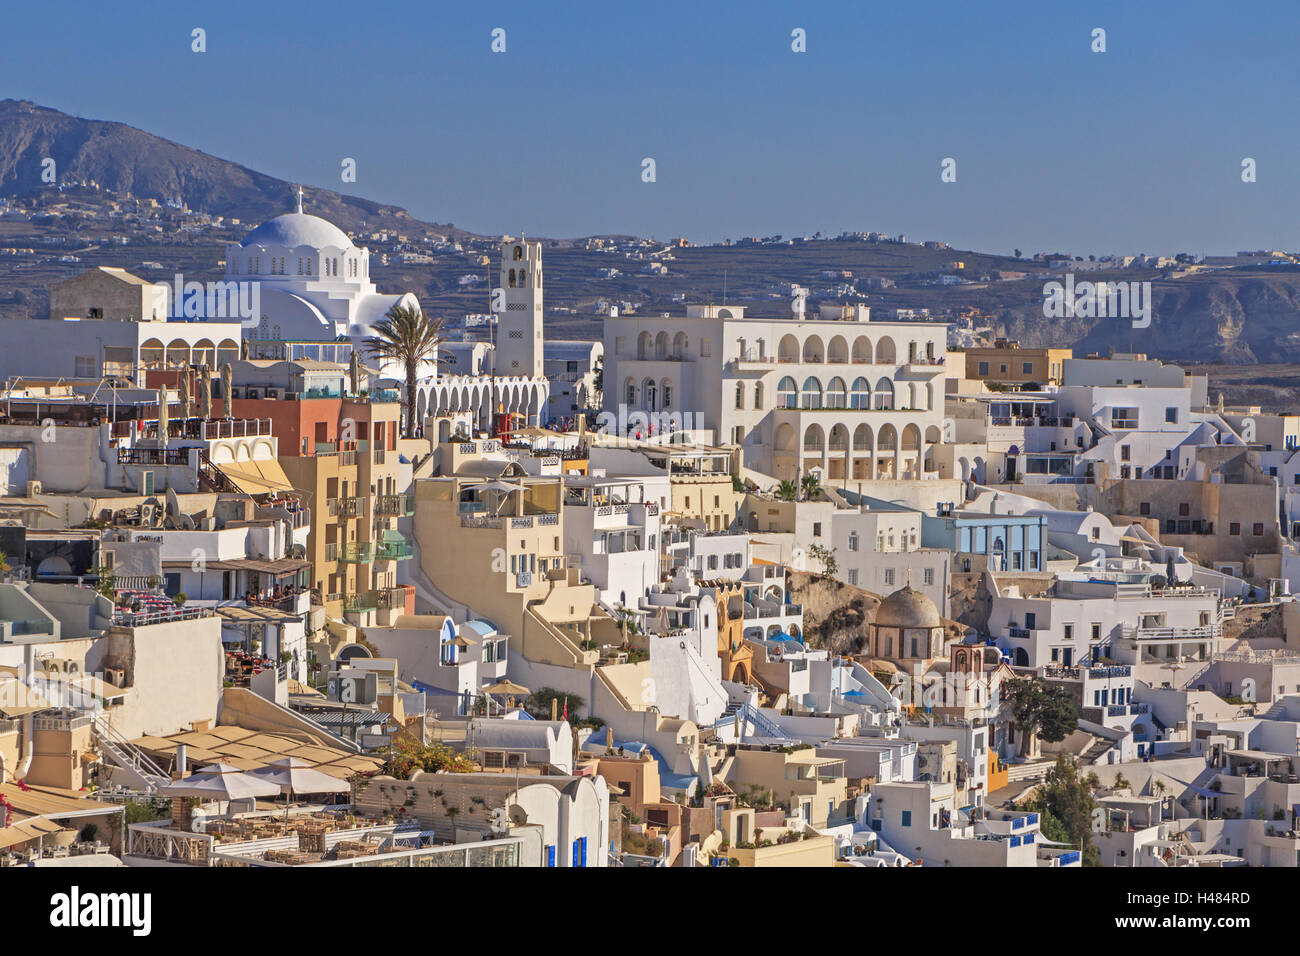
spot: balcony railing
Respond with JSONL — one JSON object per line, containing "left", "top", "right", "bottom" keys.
{"left": 338, "top": 543, "right": 374, "bottom": 564}
{"left": 327, "top": 497, "right": 366, "bottom": 519}
{"left": 374, "top": 494, "right": 414, "bottom": 516}
{"left": 343, "top": 593, "right": 379, "bottom": 612}
{"left": 375, "top": 539, "right": 413, "bottom": 561}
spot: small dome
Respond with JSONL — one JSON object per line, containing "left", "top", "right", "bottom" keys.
{"left": 240, "top": 212, "right": 352, "bottom": 250}
{"left": 875, "top": 585, "right": 941, "bottom": 630}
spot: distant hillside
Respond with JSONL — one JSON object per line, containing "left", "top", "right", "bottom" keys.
{"left": 990, "top": 271, "right": 1300, "bottom": 365}
{"left": 3, "top": 100, "right": 1300, "bottom": 370}
{"left": 0, "top": 99, "right": 471, "bottom": 237}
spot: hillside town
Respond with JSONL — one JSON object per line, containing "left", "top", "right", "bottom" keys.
{"left": 0, "top": 198, "right": 1294, "bottom": 875}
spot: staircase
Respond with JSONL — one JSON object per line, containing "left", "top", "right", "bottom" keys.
{"left": 1261, "top": 698, "right": 1292, "bottom": 721}
{"left": 716, "top": 701, "right": 787, "bottom": 740}
{"left": 1081, "top": 735, "right": 1114, "bottom": 765}
{"left": 196, "top": 449, "right": 240, "bottom": 494}
{"left": 93, "top": 717, "right": 169, "bottom": 791}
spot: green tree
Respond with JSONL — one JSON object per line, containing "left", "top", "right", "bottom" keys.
{"left": 524, "top": 686, "right": 584, "bottom": 720}
{"left": 90, "top": 563, "right": 116, "bottom": 599}
{"left": 1002, "top": 677, "right": 1079, "bottom": 756}
{"left": 800, "top": 472, "right": 822, "bottom": 501}
{"left": 808, "top": 543, "right": 838, "bottom": 580}
{"left": 382, "top": 739, "right": 477, "bottom": 778}
{"left": 364, "top": 303, "right": 445, "bottom": 438}
{"left": 775, "top": 480, "right": 798, "bottom": 501}
{"left": 1026, "top": 755, "right": 1101, "bottom": 866}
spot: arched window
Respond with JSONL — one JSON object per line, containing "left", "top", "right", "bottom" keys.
{"left": 519, "top": 269, "right": 527, "bottom": 286}
{"left": 625, "top": 379, "right": 637, "bottom": 405}
{"left": 851, "top": 377, "right": 870, "bottom": 409}
{"left": 826, "top": 377, "right": 847, "bottom": 409}
{"left": 662, "top": 381, "right": 672, "bottom": 408}
{"left": 735, "top": 382, "right": 746, "bottom": 409}
{"left": 514, "top": 245, "right": 523, "bottom": 260}
{"left": 645, "top": 379, "right": 657, "bottom": 410}
{"left": 754, "top": 382, "right": 764, "bottom": 409}
{"left": 508, "top": 269, "right": 517, "bottom": 288}
{"left": 777, "top": 376, "right": 797, "bottom": 408}
{"left": 800, "top": 376, "right": 823, "bottom": 409}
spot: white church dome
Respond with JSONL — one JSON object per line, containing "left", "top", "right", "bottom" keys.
{"left": 240, "top": 212, "right": 352, "bottom": 250}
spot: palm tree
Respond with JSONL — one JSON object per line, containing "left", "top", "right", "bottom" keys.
{"left": 775, "top": 480, "right": 798, "bottom": 501}
{"left": 800, "top": 472, "right": 822, "bottom": 501}
{"left": 364, "top": 303, "right": 444, "bottom": 438}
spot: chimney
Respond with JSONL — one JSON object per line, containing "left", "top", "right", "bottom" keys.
{"left": 175, "top": 743, "right": 188, "bottom": 779}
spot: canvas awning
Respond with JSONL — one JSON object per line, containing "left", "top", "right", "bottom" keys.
{"left": 35, "top": 673, "right": 127, "bottom": 701}
{"left": 0, "top": 681, "right": 52, "bottom": 716}
{"left": 215, "top": 458, "right": 296, "bottom": 495}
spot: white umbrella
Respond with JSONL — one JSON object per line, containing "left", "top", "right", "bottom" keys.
{"left": 157, "top": 386, "right": 170, "bottom": 447}
{"left": 247, "top": 757, "right": 350, "bottom": 797}
{"left": 159, "top": 762, "right": 281, "bottom": 801}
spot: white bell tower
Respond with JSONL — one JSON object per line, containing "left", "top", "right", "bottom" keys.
{"left": 496, "top": 238, "right": 543, "bottom": 378}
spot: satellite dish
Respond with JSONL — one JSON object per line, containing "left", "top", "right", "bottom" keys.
{"left": 165, "top": 488, "right": 181, "bottom": 517}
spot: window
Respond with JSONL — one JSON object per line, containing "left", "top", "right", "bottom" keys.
{"left": 813, "top": 522, "right": 822, "bottom": 537}
{"left": 1253, "top": 523, "right": 1264, "bottom": 536}
{"left": 901, "top": 810, "right": 912, "bottom": 827}
{"left": 923, "top": 567, "right": 934, "bottom": 585}
{"left": 735, "top": 382, "right": 745, "bottom": 409}
{"left": 848, "top": 532, "right": 859, "bottom": 552}
{"left": 1120, "top": 445, "right": 1131, "bottom": 461}
{"left": 75, "top": 356, "right": 96, "bottom": 376}
{"left": 1178, "top": 503, "right": 1190, "bottom": 516}
{"left": 1063, "top": 623, "right": 1074, "bottom": 641}
{"left": 1139, "top": 502, "right": 1150, "bottom": 516}
{"left": 884, "top": 569, "right": 895, "bottom": 586}
{"left": 699, "top": 338, "right": 712, "bottom": 358}
{"left": 1166, "top": 407, "right": 1178, "bottom": 424}
{"left": 977, "top": 361, "right": 989, "bottom": 376}
{"left": 1091, "top": 623, "right": 1100, "bottom": 640}
{"left": 1022, "top": 362, "right": 1033, "bottom": 375}
{"left": 847, "top": 570, "right": 858, "bottom": 585}
{"left": 1229, "top": 523, "right": 1240, "bottom": 536}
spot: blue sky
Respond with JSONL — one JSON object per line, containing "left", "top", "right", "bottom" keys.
{"left": 3, "top": 0, "right": 1298, "bottom": 254}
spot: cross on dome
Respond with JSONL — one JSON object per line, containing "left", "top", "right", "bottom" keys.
{"left": 295, "top": 185, "right": 304, "bottom": 214}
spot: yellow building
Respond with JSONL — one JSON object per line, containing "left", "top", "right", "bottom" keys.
{"left": 965, "top": 340, "right": 1071, "bottom": 386}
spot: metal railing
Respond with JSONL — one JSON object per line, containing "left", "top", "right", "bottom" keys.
{"left": 374, "top": 494, "right": 414, "bottom": 516}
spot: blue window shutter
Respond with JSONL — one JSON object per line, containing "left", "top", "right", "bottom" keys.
{"left": 580, "top": 836, "right": 588, "bottom": 867}
{"left": 546, "top": 845, "right": 555, "bottom": 867}
{"left": 572, "top": 839, "right": 579, "bottom": 867}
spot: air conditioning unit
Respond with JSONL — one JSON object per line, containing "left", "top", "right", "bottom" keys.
{"left": 266, "top": 388, "right": 281, "bottom": 399}
{"left": 140, "top": 471, "right": 155, "bottom": 496}
{"left": 103, "top": 667, "right": 126, "bottom": 688}
{"left": 25, "top": 480, "right": 41, "bottom": 498}
{"left": 246, "top": 388, "right": 261, "bottom": 399}
{"left": 504, "top": 752, "right": 527, "bottom": 769}
{"left": 516, "top": 571, "right": 533, "bottom": 587}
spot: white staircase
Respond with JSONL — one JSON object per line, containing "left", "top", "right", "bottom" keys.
{"left": 93, "top": 716, "right": 169, "bottom": 791}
